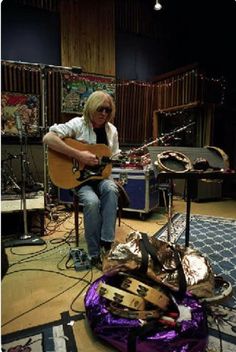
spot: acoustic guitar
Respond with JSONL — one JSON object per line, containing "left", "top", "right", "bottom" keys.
{"left": 47, "top": 138, "right": 116, "bottom": 189}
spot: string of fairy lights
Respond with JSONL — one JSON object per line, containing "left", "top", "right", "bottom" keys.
{"left": 158, "top": 109, "right": 194, "bottom": 118}
{"left": 2, "top": 62, "right": 227, "bottom": 107}
{"left": 115, "top": 69, "right": 226, "bottom": 106}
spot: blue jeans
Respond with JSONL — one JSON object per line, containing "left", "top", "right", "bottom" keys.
{"left": 74, "top": 179, "right": 119, "bottom": 258}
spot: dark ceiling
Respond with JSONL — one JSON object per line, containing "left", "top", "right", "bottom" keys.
{"left": 153, "top": 0, "right": 236, "bottom": 80}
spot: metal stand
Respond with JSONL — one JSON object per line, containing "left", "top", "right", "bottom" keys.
{"left": 166, "top": 179, "right": 173, "bottom": 242}
{"left": 69, "top": 194, "right": 91, "bottom": 270}
{"left": 4, "top": 115, "right": 45, "bottom": 247}
{"left": 158, "top": 180, "right": 173, "bottom": 242}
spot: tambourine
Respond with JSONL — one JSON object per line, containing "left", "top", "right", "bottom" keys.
{"left": 97, "top": 274, "right": 173, "bottom": 322}
{"left": 121, "top": 276, "right": 170, "bottom": 310}
{"left": 154, "top": 150, "right": 192, "bottom": 173}
{"left": 109, "top": 302, "right": 161, "bottom": 320}
{"left": 85, "top": 274, "right": 209, "bottom": 352}
{"left": 199, "top": 276, "right": 232, "bottom": 304}
{"left": 97, "top": 282, "right": 145, "bottom": 310}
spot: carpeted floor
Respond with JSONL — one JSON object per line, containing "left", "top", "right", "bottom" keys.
{"left": 155, "top": 213, "right": 236, "bottom": 352}
{"left": 2, "top": 202, "right": 236, "bottom": 352}
{"left": 155, "top": 213, "right": 236, "bottom": 307}
{"left": 1, "top": 311, "right": 83, "bottom": 352}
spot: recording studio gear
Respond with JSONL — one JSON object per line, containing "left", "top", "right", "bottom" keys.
{"left": 3, "top": 114, "right": 45, "bottom": 247}
{"left": 192, "top": 158, "right": 209, "bottom": 171}
{"left": 47, "top": 139, "right": 123, "bottom": 189}
{"left": 85, "top": 273, "right": 208, "bottom": 352}
{"left": 1, "top": 155, "right": 21, "bottom": 195}
{"left": 154, "top": 150, "right": 192, "bottom": 173}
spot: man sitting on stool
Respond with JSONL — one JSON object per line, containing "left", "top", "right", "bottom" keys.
{"left": 43, "top": 91, "right": 121, "bottom": 269}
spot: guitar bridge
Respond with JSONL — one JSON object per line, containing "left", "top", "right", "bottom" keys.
{"left": 78, "top": 166, "right": 104, "bottom": 181}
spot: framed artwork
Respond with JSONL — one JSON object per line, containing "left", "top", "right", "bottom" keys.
{"left": 61, "top": 73, "right": 115, "bottom": 114}
{"left": 1, "top": 92, "right": 40, "bottom": 137}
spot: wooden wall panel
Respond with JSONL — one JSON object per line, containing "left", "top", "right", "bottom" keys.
{"left": 2, "top": 4, "right": 225, "bottom": 148}
{"left": 60, "top": 0, "right": 115, "bottom": 76}
{"left": 115, "top": 65, "right": 225, "bottom": 145}
{"left": 115, "top": 81, "right": 157, "bottom": 145}
{"left": 15, "top": 0, "right": 58, "bottom": 12}
{"left": 115, "top": 0, "right": 159, "bottom": 38}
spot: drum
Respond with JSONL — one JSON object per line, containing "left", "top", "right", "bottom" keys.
{"left": 204, "top": 146, "right": 230, "bottom": 170}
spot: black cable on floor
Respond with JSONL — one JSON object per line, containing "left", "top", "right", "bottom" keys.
{"left": 2, "top": 268, "right": 92, "bottom": 328}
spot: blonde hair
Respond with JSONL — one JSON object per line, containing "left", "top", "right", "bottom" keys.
{"left": 83, "top": 90, "right": 115, "bottom": 124}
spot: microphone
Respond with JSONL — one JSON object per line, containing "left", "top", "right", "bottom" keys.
{"left": 14, "top": 113, "right": 22, "bottom": 131}
{"left": 14, "top": 113, "right": 24, "bottom": 139}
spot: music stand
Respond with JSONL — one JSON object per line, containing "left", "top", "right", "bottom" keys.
{"left": 148, "top": 146, "right": 236, "bottom": 247}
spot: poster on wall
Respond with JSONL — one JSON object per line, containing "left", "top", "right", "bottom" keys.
{"left": 1, "top": 92, "right": 40, "bottom": 137}
{"left": 61, "top": 73, "right": 116, "bottom": 114}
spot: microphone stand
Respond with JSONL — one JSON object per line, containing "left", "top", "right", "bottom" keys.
{"left": 4, "top": 114, "right": 45, "bottom": 247}
{"left": 126, "top": 122, "right": 196, "bottom": 156}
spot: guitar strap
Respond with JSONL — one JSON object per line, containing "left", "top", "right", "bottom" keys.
{"left": 114, "top": 180, "right": 130, "bottom": 208}
{"left": 140, "top": 233, "right": 187, "bottom": 298}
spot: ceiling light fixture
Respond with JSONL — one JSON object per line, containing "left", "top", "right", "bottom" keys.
{"left": 154, "top": 0, "right": 162, "bottom": 11}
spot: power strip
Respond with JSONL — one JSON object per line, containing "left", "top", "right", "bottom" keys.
{"left": 70, "top": 248, "right": 91, "bottom": 271}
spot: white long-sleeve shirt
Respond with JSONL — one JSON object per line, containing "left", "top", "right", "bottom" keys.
{"left": 49, "top": 116, "right": 121, "bottom": 158}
